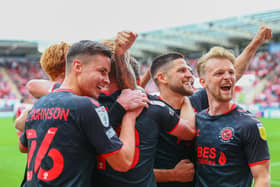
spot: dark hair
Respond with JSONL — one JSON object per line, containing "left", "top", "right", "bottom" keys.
{"left": 66, "top": 40, "right": 112, "bottom": 73}
{"left": 150, "top": 52, "right": 185, "bottom": 82}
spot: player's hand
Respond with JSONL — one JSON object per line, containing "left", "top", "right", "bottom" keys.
{"left": 115, "top": 31, "right": 138, "bottom": 56}
{"left": 14, "top": 105, "right": 32, "bottom": 132}
{"left": 127, "top": 105, "right": 144, "bottom": 118}
{"left": 117, "top": 89, "right": 149, "bottom": 111}
{"left": 181, "top": 97, "right": 192, "bottom": 108}
{"left": 173, "top": 159, "right": 194, "bottom": 182}
{"left": 253, "top": 26, "right": 272, "bottom": 46}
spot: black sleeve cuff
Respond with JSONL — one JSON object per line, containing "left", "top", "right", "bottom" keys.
{"left": 109, "top": 102, "right": 126, "bottom": 128}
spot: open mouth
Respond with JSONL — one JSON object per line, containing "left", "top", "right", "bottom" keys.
{"left": 183, "top": 78, "right": 194, "bottom": 87}
{"left": 221, "top": 84, "right": 232, "bottom": 91}
{"left": 96, "top": 85, "right": 105, "bottom": 90}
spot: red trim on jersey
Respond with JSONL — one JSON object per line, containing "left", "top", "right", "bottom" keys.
{"left": 53, "top": 88, "right": 75, "bottom": 93}
{"left": 224, "top": 104, "right": 237, "bottom": 114}
{"left": 97, "top": 155, "right": 106, "bottom": 170}
{"left": 19, "top": 140, "right": 28, "bottom": 151}
{"left": 129, "top": 129, "right": 140, "bottom": 169}
{"left": 206, "top": 104, "right": 237, "bottom": 114}
{"left": 101, "top": 146, "right": 122, "bottom": 158}
{"left": 248, "top": 159, "right": 269, "bottom": 167}
{"left": 158, "top": 96, "right": 163, "bottom": 100}
{"left": 167, "top": 120, "right": 180, "bottom": 134}
{"left": 193, "top": 107, "right": 198, "bottom": 113}
{"left": 101, "top": 90, "right": 111, "bottom": 96}
{"left": 90, "top": 99, "right": 100, "bottom": 107}
{"left": 17, "top": 131, "right": 23, "bottom": 138}
{"left": 49, "top": 83, "right": 56, "bottom": 93}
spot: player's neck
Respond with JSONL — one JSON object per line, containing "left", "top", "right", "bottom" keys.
{"left": 159, "top": 89, "right": 184, "bottom": 109}
{"left": 208, "top": 99, "right": 234, "bottom": 116}
{"left": 59, "top": 76, "right": 80, "bottom": 95}
{"left": 54, "top": 76, "right": 64, "bottom": 84}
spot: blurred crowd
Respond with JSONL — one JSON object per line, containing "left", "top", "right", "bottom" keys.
{"left": 0, "top": 50, "right": 279, "bottom": 106}
{"left": 0, "top": 60, "right": 47, "bottom": 102}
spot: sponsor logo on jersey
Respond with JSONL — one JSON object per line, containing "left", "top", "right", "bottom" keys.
{"left": 168, "top": 107, "right": 175, "bottom": 116}
{"left": 150, "top": 100, "right": 166, "bottom": 107}
{"left": 151, "top": 100, "right": 165, "bottom": 107}
{"left": 219, "top": 127, "right": 234, "bottom": 143}
{"left": 256, "top": 123, "right": 267, "bottom": 140}
{"left": 95, "top": 106, "right": 109, "bottom": 127}
{"left": 197, "top": 146, "right": 217, "bottom": 165}
{"left": 218, "top": 151, "right": 227, "bottom": 165}
{"left": 106, "top": 127, "right": 116, "bottom": 139}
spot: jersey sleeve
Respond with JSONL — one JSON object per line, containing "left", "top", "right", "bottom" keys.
{"left": 241, "top": 120, "right": 270, "bottom": 166}
{"left": 108, "top": 102, "right": 126, "bottom": 129}
{"left": 19, "top": 130, "right": 28, "bottom": 151}
{"left": 189, "top": 88, "right": 208, "bottom": 112}
{"left": 151, "top": 102, "right": 180, "bottom": 132}
{"left": 80, "top": 100, "right": 123, "bottom": 156}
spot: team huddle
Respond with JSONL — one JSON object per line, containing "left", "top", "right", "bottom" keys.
{"left": 15, "top": 26, "right": 272, "bottom": 187}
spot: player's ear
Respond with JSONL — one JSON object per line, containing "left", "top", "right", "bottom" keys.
{"left": 157, "top": 72, "right": 168, "bottom": 84}
{"left": 73, "top": 60, "right": 82, "bottom": 73}
{"left": 199, "top": 78, "right": 207, "bottom": 88}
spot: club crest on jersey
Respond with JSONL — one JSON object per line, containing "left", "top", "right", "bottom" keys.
{"left": 95, "top": 106, "right": 109, "bottom": 127}
{"left": 219, "top": 127, "right": 234, "bottom": 143}
{"left": 256, "top": 123, "right": 267, "bottom": 140}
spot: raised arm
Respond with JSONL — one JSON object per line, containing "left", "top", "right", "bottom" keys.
{"left": 169, "top": 97, "right": 196, "bottom": 140}
{"left": 235, "top": 26, "right": 272, "bottom": 81}
{"left": 113, "top": 31, "right": 138, "bottom": 90}
{"left": 139, "top": 67, "right": 151, "bottom": 88}
{"left": 250, "top": 160, "right": 270, "bottom": 187}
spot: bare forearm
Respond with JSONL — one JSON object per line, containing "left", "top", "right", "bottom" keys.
{"left": 235, "top": 40, "right": 260, "bottom": 81}
{"left": 253, "top": 176, "right": 270, "bottom": 187}
{"left": 26, "top": 79, "right": 53, "bottom": 98}
{"left": 154, "top": 168, "right": 176, "bottom": 182}
{"left": 139, "top": 68, "right": 151, "bottom": 88}
{"left": 15, "top": 116, "right": 26, "bottom": 132}
{"left": 180, "top": 99, "right": 195, "bottom": 132}
{"left": 118, "top": 113, "right": 136, "bottom": 167}
{"left": 115, "top": 54, "right": 137, "bottom": 89}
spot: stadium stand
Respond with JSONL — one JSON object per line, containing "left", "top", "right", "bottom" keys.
{"left": 0, "top": 9, "right": 279, "bottom": 118}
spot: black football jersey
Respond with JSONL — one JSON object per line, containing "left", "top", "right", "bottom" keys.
{"left": 20, "top": 89, "right": 123, "bottom": 187}
{"left": 194, "top": 105, "right": 270, "bottom": 187}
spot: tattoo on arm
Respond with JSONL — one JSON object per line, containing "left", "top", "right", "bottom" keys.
{"left": 114, "top": 54, "right": 137, "bottom": 90}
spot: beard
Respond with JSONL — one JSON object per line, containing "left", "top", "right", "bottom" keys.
{"left": 169, "top": 83, "right": 194, "bottom": 96}
{"left": 209, "top": 88, "right": 233, "bottom": 103}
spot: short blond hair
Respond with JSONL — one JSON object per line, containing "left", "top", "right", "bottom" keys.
{"left": 196, "top": 46, "right": 236, "bottom": 77}
{"left": 40, "top": 42, "right": 70, "bottom": 81}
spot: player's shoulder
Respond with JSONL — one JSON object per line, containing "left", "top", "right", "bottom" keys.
{"left": 52, "top": 90, "right": 101, "bottom": 109}
{"left": 148, "top": 95, "right": 168, "bottom": 109}
{"left": 78, "top": 96, "right": 101, "bottom": 108}
{"left": 235, "top": 106, "right": 268, "bottom": 141}
{"left": 196, "top": 108, "right": 209, "bottom": 118}
{"left": 146, "top": 95, "right": 178, "bottom": 119}
{"left": 235, "top": 106, "right": 258, "bottom": 122}
{"left": 234, "top": 105, "right": 262, "bottom": 129}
